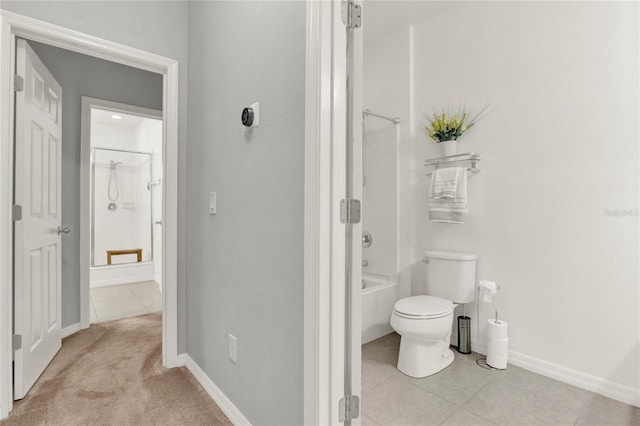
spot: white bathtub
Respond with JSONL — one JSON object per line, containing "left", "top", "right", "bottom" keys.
{"left": 362, "top": 274, "right": 398, "bottom": 344}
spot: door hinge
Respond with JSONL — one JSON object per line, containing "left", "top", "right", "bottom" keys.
{"left": 12, "top": 205, "right": 22, "bottom": 222}
{"left": 14, "top": 75, "right": 24, "bottom": 92}
{"left": 341, "top": 0, "right": 362, "bottom": 28}
{"left": 340, "top": 199, "right": 361, "bottom": 224}
{"left": 339, "top": 395, "right": 360, "bottom": 423}
{"left": 12, "top": 334, "right": 22, "bottom": 352}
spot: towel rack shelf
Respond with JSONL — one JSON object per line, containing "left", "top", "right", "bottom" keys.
{"left": 425, "top": 152, "right": 480, "bottom": 176}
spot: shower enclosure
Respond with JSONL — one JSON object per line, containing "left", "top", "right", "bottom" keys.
{"left": 91, "top": 148, "right": 154, "bottom": 267}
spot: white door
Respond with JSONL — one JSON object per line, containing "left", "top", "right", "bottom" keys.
{"left": 13, "top": 39, "right": 63, "bottom": 400}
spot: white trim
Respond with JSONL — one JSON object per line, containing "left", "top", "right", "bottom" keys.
{"left": 183, "top": 355, "right": 252, "bottom": 426}
{"left": 89, "top": 276, "right": 155, "bottom": 288}
{"left": 304, "top": 1, "right": 358, "bottom": 424}
{"left": 175, "top": 353, "right": 188, "bottom": 367}
{"left": 508, "top": 350, "right": 640, "bottom": 409}
{"left": 0, "top": 10, "right": 174, "bottom": 73}
{"left": 328, "top": 3, "right": 349, "bottom": 425}
{"left": 0, "top": 14, "right": 16, "bottom": 419}
{"left": 303, "top": 1, "right": 335, "bottom": 425}
{"left": 80, "top": 97, "right": 162, "bottom": 327}
{"left": 0, "top": 10, "right": 180, "bottom": 418}
{"left": 471, "top": 339, "right": 640, "bottom": 408}
{"left": 60, "top": 323, "right": 81, "bottom": 339}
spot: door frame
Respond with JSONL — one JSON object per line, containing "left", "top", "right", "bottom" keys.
{"left": 0, "top": 10, "right": 180, "bottom": 418}
{"left": 303, "top": 1, "right": 355, "bottom": 424}
{"left": 79, "top": 97, "right": 163, "bottom": 328}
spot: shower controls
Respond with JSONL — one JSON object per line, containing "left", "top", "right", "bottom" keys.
{"left": 107, "top": 202, "right": 118, "bottom": 211}
{"left": 362, "top": 231, "right": 372, "bottom": 248}
{"left": 57, "top": 226, "right": 70, "bottom": 235}
{"left": 241, "top": 102, "right": 260, "bottom": 128}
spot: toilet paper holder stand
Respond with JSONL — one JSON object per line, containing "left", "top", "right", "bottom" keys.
{"left": 475, "top": 282, "right": 507, "bottom": 371}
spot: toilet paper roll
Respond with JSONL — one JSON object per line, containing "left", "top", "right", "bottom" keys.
{"left": 487, "top": 337, "right": 509, "bottom": 355}
{"left": 487, "top": 337, "right": 508, "bottom": 369}
{"left": 478, "top": 280, "right": 497, "bottom": 303}
{"left": 487, "top": 319, "right": 508, "bottom": 340}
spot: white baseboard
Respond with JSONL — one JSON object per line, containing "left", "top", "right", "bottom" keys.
{"left": 176, "top": 353, "right": 188, "bottom": 367}
{"left": 468, "top": 339, "right": 640, "bottom": 408}
{"left": 182, "top": 354, "right": 251, "bottom": 425}
{"left": 90, "top": 275, "right": 155, "bottom": 288}
{"left": 508, "top": 350, "right": 640, "bottom": 408}
{"left": 61, "top": 322, "right": 81, "bottom": 338}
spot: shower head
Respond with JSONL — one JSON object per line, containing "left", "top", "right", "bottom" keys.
{"left": 110, "top": 161, "right": 123, "bottom": 169}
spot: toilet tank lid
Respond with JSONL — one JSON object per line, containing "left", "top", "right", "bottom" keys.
{"left": 424, "top": 250, "right": 478, "bottom": 261}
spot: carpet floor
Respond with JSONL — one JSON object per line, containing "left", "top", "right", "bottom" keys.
{"left": 2, "top": 313, "right": 231, "bottom": 425}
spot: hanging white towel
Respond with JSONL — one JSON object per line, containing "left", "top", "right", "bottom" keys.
{"left": 430, "top": 167, "right": 460, "bottom": 200}
{"left": 428, "top": 167, "right": 467, "bottom": 224}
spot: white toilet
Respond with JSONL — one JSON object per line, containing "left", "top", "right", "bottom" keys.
{"left": 390, "top": 250, "right": 477, "bottom": 378}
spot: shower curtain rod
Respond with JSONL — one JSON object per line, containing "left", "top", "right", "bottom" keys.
{"left": 363, "top": 109, "right": 400, "bottom": 124}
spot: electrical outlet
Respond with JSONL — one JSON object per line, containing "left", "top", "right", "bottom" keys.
{"left": 228, "top": 333, "right": 237, "bottom": 363}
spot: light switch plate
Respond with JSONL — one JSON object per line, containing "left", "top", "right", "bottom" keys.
{"left": 209, "top": 192, "right": 216, "bottom": 215}
{"left": 228, "top": 333, "right": 237, "bottom": 363}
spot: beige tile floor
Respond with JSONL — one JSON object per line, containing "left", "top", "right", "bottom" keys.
{"left": 362, "top": 333, "right": 640, "bottom": 426}
{"left": 90, "top": 281, "right": 161, "bottom": 323}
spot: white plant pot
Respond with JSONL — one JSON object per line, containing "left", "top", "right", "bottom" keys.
{"left": 440, "top": 140, "right": 458, "bottom": 157}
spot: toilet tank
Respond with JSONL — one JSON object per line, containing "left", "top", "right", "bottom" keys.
{"left": 424, "top": 250, "right": 477, "bottom": 303}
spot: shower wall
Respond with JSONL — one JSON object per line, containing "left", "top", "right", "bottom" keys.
{"left": 362, "top": 124, "right": 397, "bottom": 279}
{"left": 363, "top": 29, "right": 413, "bottom": 300}
{"left": 90, "top": 114, "right": 162, "bottom": 287}
{"left": 92, "top": 150, "right": 152, "bottom": 266}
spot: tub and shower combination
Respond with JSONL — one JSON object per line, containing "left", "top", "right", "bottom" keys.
{"left": 362, "top": 274, "right": 398, "bottom": 344}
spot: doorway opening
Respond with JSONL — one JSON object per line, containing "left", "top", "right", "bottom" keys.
{"left": 0, "top": 11, "right": 180, "bottom": 416}
{"left": 84, "top": 101, "right": 163, "bottom": 323}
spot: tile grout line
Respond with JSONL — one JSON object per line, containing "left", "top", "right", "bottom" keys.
{"left": 126, "top": 282, "right": 162, "bottom": 313}
{"left": 455, "top": 366, "right": 502, "bottom": 421}
{"left": 125, "top": 284, "right": 152, "bottom": 313}
{"left": 572, "top": 390, "right": 594, "bottom": 426}
{"left": 437, "top": 408, "right": 459, "bottom": 426}
{"left": 91, "top": 284, "right": 152, "bottom": 322}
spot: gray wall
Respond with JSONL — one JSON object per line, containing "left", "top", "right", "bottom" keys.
{"left": 1, "top": 1, "right": 189, "bottom": 350}
{"left": 186, "top": 2, "right": 305, "bottom": 424}
{"left": 27, "top": 40, "right": 163, "bottom": 327}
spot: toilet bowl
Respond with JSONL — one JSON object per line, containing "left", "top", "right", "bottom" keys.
{"left": 390, "top": 295, "right": 456, "bottom": 378}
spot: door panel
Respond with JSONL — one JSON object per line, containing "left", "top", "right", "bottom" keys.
{"left": 14, "top": 39, "right": 62, "bottom": 400}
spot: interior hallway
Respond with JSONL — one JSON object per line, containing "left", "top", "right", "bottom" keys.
{"left": 1, "top": 313, "right": 230, "bottom": 425}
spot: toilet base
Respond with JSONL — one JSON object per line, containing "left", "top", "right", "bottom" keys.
{"left": 396, "top": 336, "right": 454, "bottom": 378}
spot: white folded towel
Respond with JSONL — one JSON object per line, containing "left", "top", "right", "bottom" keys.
{"left": 430, "top": 167, "right": 461, "bottom": 200}
{"left": 428, "top": 167, "right": 467, "bottom": 224}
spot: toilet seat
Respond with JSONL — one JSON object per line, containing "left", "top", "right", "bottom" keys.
{"left": 393, "top": 295, "right": 453, "bottom": 320}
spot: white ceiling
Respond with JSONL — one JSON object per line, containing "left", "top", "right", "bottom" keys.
{"left": 363, "top": 1, "right": 460, "bottom": 46}
{"left": 91, "top": 107, "right": 150, "bottom": 129}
